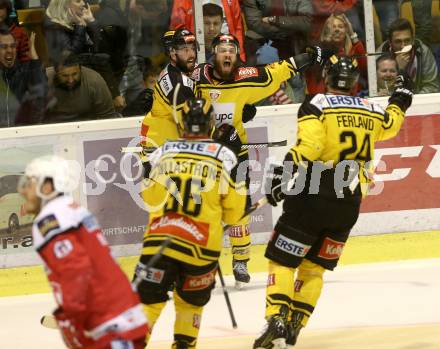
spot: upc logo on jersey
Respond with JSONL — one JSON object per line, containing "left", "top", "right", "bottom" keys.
{"left": 318, "top": 237, "right": 345, "bottom": 260}
{"left": 182, "top": 270, "right": 216, "bottom": 291}
{"left": 275, "top": 234, "right": 311, "bottom": 257}
{"left": 212, "top": 102, "right": 235, "bottom": 125}
{"left": 235, "top": 67, "right": 259, "bottom": 81}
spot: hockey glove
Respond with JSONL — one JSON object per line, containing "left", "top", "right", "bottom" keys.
{"left": 242, "top": 104, "right": 257, "bottom": 123}
{"left": 54, "top": 307, "right": 92, "bottom": 348}
{"left": 265, "top": 164, "right": 286, "bottom": 206}
{"left": 212, "top": 124, "right": 242, "bottom": 155}
{"left": 291, "top": 46, "right": 336, "bottom": 72}
{"left": 389, "top": 74, "right": 414, "bottom": 112}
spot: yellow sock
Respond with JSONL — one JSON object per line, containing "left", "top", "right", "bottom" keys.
{"left": 173, "top": 290, "right": 203, "bottom": 348}
{"left": 229, "top": 222, "right": 251, "bottom": 261}
{"left": 265, "top": 260, "right": 296, "bottom": 319}
{"left": 292, "top": 259, "right": 325, "bottom": 327}
{"left": 142, "top": 302, "right": 166, "bottom": 345}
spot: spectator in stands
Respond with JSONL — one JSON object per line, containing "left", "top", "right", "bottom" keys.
{"left": 305, "top": 13, "right": 366, "bottom": 94}
{"left": 373, "top": 0, "right": 399, "bottom": 42}
{"left": 44, "top": 53, "right": 118, "bottom": 123}
{"left": 400, "top": 0, "right": 435, "bottom": 49}
{"left": 0, "top": 0, "right": 30, "bottom": 62}
{"left": 122, "top": 57, "right": 158, "bottom": 116}
{"left": 378, "top": 18, "right": 440, "bottom": 94}
{"left": 0, "top": 29, "right": 47, "bottom": 127}
{"left": 376, "top": 53, "right": 398, "bottom": 96}
{"left": 203, "top": 3, "right": 223, "bottom": 62}
{"left": 170, "top": 0, "right": 246, "bottom": 61}
{"left": 243, "top": 0, "right": 312, "bottom": 60}
{"left": 310, "top": 0, "right": 364, "bottom": 44}
{"left": 44, "top": 0, "right": 126, "bottom": 111}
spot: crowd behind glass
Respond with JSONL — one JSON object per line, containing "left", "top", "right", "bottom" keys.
{"left": 0, "top": 0, "right": 438, "bottom": 128}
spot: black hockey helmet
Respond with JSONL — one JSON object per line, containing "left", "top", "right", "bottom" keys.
{"left": 162, "top": 30, "right": 175, "bottom": 54}
{"left": 181, "top": 98, "right": 215, "bottom": 137}
{"left": 325, "top": 55, "right": 360, "bottom": 92}
{"left": 212, "top": 33, "right": 240, "bottom": 54}
{"left": 170, "top": 29, "right": 198, "bottom": 50}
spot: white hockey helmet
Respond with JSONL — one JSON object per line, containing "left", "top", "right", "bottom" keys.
{"left": 23, "top": 155, "right": 80, "bottom": 200}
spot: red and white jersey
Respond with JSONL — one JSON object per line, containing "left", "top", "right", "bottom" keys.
{"left": 33, "top": 195, "right": 148, "bottom": 345}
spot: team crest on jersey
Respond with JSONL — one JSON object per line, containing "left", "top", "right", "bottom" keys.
{"left": 53, "top": 239, "right": 73, "bottom": 259}
{"left": 37, "top": 214, "right": 60, "bottom": 236}
{"left": 235, "top": 67, "right": 259, "bottom": 81}
{"left": 209, "top": 89, "right": 221, "bottom": 101}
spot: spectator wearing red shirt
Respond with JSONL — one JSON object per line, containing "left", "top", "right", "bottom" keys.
{"left": 0, "top": 0, "right": 30, "bottom": 62}
{"left": 305, "top": 13, "right": 367, "bottom": 94}
{"left": 310, "top": 0, "right": 363, "bottom": 44}
{"left": 170, "top": 0, "right": 246, "bottom": 61}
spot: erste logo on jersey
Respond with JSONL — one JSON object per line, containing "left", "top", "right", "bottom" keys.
{"left": 235, "top": 67, "right": 259, "bottom": 81}
{"left": 212, "top": 102, "right": 235, "bottom": 125}
{"left": 163, "top": 141, "right": 221, "bottom": 157}
{"left": 159, "top": 74, "right": 173, "bottom": 95}
{"left": 318, "top": 237, "right": 344, "bottom": 260}
{"left": 275, "top": 234, "right": 311, "bottom": 257}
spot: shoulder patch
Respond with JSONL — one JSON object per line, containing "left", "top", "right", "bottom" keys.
{"left": 235, "top": 67, "right": 259, "bottom": 81}
{"left": 159, "top": 74, "right": 173, "bottom": 96}
{"left": 182, "top": 74, "right": 195, "bottom": 90}
{"left": 298, "top": 95, "right": 324, "bottom": 119}
{"left": 82, "top": 215, "right": 100, "bottom": 232}
{"left": 37, "top": 214, "right": 60, "bottom": 236}
{"left": 217, "top": 146, "right": 238, "bottom": 172}
{"left": 191, "top": 67, "right": 201, "bottom": 81}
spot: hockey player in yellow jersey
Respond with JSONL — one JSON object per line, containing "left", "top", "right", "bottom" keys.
{"left": 192, "top": 33, "right": 334, "bottom": 287}
{"left": 140, "top": 29, "right": 197, "bottom": 148}
{"left": 135, "top": 98, "right": 247, "bottom": 349}
{"left": 254, "top": 56, "right": 414, "bottom": 349}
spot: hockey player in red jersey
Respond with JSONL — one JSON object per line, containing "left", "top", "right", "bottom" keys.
{"left": 18, "top": 155, "right": 149, "bottom": 349}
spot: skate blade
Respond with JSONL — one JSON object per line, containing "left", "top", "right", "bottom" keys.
{"left": 254, "top": 338, "right": 287, "bottom": 349}
{"left": 235, "top": 280, "right": 246, "bottom": 290}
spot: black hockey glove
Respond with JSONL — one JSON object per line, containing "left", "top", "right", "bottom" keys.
{"left": 265, "top": 164, "right": 286, "bottom": 206}
{"left": 212, "top": 124, "right": 242, "bottom": 155}
{"left": 242, "top": 104, "right": 257, "bottom": 123}
{"left": 388, "top": 74, "right": 414, "bottom": 112}
{"left": 142, "top": 160, "right": 152, "bottom": 179}
{"left": 291, "top": 46, "right": 336, "bottom": 72}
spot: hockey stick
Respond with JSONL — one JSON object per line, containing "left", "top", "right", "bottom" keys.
{"left": 217, "top": 266, "right": 237, "bottom": 329}
{"left": 352, "top": 44, "right": 412, "bottom": 58}
{"left": 121, "top": 140, "right": 288, "bottom": 154}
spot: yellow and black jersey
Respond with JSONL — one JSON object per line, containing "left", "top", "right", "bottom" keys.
{"left": 286, "top": 94, "right": 405, "bottom": 197}
{"left": 141, "top": 140, "right": 247, "bottom": 266}
{"left": 140, "top": 64, "right": 196, "bottom": 148}
{"left": 193, "top": 60, "right": 299, "bottom": 153}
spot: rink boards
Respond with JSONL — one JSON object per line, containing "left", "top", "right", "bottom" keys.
{"left": 0, "top": 93, "right": 439, "bottom": 291}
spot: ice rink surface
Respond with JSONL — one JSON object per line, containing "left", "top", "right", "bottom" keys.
{"left": 1, "top": 259, "right": 440, "bottom": 349}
